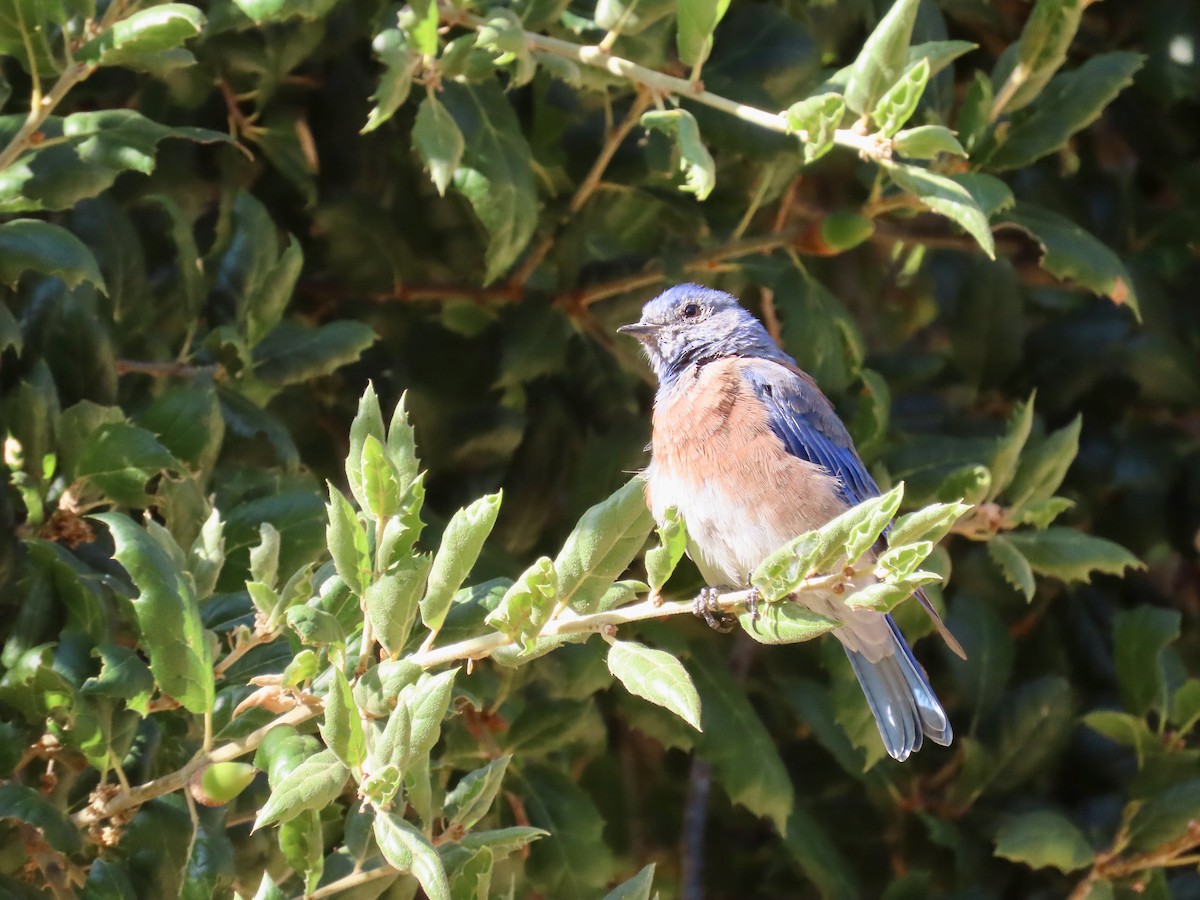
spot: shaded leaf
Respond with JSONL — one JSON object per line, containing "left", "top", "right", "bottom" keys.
{"left": 607, "top": 639, "right": 702, "bottom": 730}
{"left": 94, "top": 513, "right": 213, "bottom": 714}
{"left": 0, "top": 219, "right": 105, "bottom": 290}
{"left": 641, "top": 109, "right": 716, "bottom": 200}
{"left": 993, "top": 810, "right": 1093, "bottom": 873}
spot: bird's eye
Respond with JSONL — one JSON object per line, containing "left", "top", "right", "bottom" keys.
{"left": 682, "top": 303, "right": 700, "bottom": 319}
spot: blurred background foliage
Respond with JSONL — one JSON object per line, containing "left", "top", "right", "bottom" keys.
{"left": 1, "top": 0, "right": 1198, "bottom": 896}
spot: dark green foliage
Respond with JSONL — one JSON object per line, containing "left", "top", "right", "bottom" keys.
{"left": 0, "top": 0, "right": 1197, "bottom": 898}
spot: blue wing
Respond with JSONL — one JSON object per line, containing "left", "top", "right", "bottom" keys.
{"left": 740, "top": 360, "right": 878, "bottom": 507}
{"left": 741, "top": 358, "right": 968, "bottom": 660}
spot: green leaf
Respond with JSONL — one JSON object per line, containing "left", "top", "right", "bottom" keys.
{"left": 988, "top": 393, "right": 1036, "bottom": 502}
{"left": 441, "top": 81, "right": 538, "bottom": 284}
{"left": 413, "top": 94, "right": 465, "bottom": 197}
{"left": 0, "top": 219, "right": 105, "bottom": 290}
{"left": 996, "top": 203, "right": 1139, "bottom": 315}
{"left": 445, "top": 756, "right": 511, "bottom": 830}
{"left": 386, "top": 392, "right": 420, "bottom": 489}
{"left": 0, "top": 0, "right": 67, "bottom": 76}
{"left": 0, "top": 302, "right": 21, "bottom": 355}
{"left": 0, "top": 111, "right": 237, "bottom": 213}
{"left": 138, "top": 383, "right": 225, "bottom": 475}
{"left": 81, "top": 643, "right": 155, "bottom": 716}
{"left": 889, "top": 501, "right": 972, "bottom": 546}
{"left": 76, "top": 4, "right": 205, "bottom": 67}
{"left": 366, "top": 554, "right": 431, "bottom": 656}
{"left": 76, "top": 422, "right": 183, "bottom": 508}
{"left": 691, "top": 645, "right": 793, "bottom": 830}
{"left": 908, "top": 39, "right": 977, "bottom": 77}
{"left": 420, "top": 492, "right": 502, "bottom": 633}
{"left": 1128, "top": 778, "right": 1200, "bottom": 853}
{"left": 326, "top": 485, "right": 371, "bottom": 597}
{"left": 94, "top": 513, "right": 214, "bottom": 714}
{"left": 253, "top": 748, "right": 348, "bottom": 830}
{"left": 1007, "top": 415, "right": 1081, "bottom": 512}
{"left": 872, "top": 57, "right": 929, "bottom": 137}
{"left": 844, "top": 0, "right": 922, "bottom": 115}
{"left": 602, "top": 864, "right": 656, "bottom": 900}
{"left": 519, "top": 763, "right": 615, "bottom": 896}
{"left": 1114, "top": 606, "right": 1181, "bottom": 718}
{"left": 448, "top": 847, "right": 493, "bottom": 900}
{"left": 484, "top": 556, "right": 557, "bottom": 648}
{"left": 346, "top": 384, "right": 386, "bottom": 512}
{"left": 1011, "top": 496, "right": 1075, "bottom": 530}
{"left": 987, "top": 676, "right": 1074, "bottom": 793}
{"left": 278, "top": 810, "right": 323, "bottom": 897}
{"left": 373, "top": 812, "right": 451, "bottom": 900}
{"left": 993, "top": 0, "right": 1086, "bottom": 116}
{"left": 644, "top": 506, "right": 687, "bottom": 592}
{"left": 286, "top": 605, "right": 346, "bottom": 647}
{"left": 752, "top": 485, "right": 903, "bottom": 601}
{"left": 1082, "top": 710, "right": 1159, "bottom": 758}
{"left": 988, "top": 536, "right": 1037, "bottom": 601}
{"left": 354, "top": 658, "right": 422, "bottom": 718}
{"left": 986, "top": 52, "right": 1144, "bottom": 171}
{"left": 607, "top": 639, "right": 702, "bottom": 731}
{"left": 783, "top": 806, "right": 863, "bottom": 899}
{"left": 406, "top": 0, "right": 439, "bottom": 57}
{"left": 248, "top": 523, "right": 280, "bottom": 589}
{"left": 404, "top": 668, "right": 458, "bottom": 759}
{"left": 675, "top": 0, "right": 732, "bottom": 67}
{"left": 320, "top": 666, "right": 366, "bottom": 769}
{"left": 640, "top": 109, "right": 716, "bottom": 201}
{"left": 459, "top": 826, "right": 549, "bottom": 856}
{"left": 0, "top": 783, "right": 82, "bottom": 855}
{"left": 993, "top": 810, "right": 1093, "bottom": 873}
{"left": 252, "top": 321, "right": 377, "bottom": 386}
{"left": 893, "top": 124, "right": 967, "bottom": 159}
{"left": 553, "top": 479, "right": 655, "bottom": 614}
{"left": 360, "top": 435, "right": 402, "bottom": 518}
{"left": 782, "top": 93, "right": 846, "bottom": 164}
{"left": 885, "top": 162, "right": 995, "bottom": 258}
{"left": 363, "top": 28, "right": 418, "bottom": 132}
{"left": 738, "top": 600, "right": 839, "bottom": 645}
{"left": 946, "top": 591, "right": 1015, "bottom": 720}
{"left": 1170, "top": 679, "right": 1200, "bottom": 731}
{"left": 1001, "top": 528, "right": 1143, "bottom": 585}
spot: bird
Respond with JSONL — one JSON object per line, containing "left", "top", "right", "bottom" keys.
{"left": 618, "top": 283, "right": 958, "bottom": 761}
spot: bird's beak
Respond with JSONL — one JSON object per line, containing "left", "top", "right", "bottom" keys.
{"left": 617, "top": 322, "right": 659, "bottom": 342}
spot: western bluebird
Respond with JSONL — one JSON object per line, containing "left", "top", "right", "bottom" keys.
{"left": 619, "top": 283, "right": 959, "bottom": 761}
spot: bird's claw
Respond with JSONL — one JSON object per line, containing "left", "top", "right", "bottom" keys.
{"left": 746, "top": 585, "right": 761, "bottom": 624}
{"left": 692, "top": 587, "right": 736, "bottom": 633}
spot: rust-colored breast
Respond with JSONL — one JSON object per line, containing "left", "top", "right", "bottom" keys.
{"left": 646, "top": 358, "right": 846, "bottom": 583}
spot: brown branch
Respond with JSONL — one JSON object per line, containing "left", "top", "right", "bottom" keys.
{"left": 508, "top": 88, "right": 656, "bottom": 290}
{"left": 116, "top": 359, "right": 224, "bottom": 379}
{"left": 1069, "top": 821, "right": 1200, "bottom": 900}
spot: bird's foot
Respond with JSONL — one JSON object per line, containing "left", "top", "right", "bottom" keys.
{"left": 745, "top": 584, "right": 761, "bottom": 624}
{"left": 692, "top": 587, "right": 736, "bottom": 633}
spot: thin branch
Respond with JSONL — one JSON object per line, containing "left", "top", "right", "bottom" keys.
{"left": 116, "top": 359, "right": 224, "bottom": 379}
{"left": 72, "top": 704, "right": 318, "bottom": 827}
{"left": 0, "top": 61, "right": 93, "bottom": 174}
{"left": 459, "top": 14, "right": 893, "bottom": 163}
{"left": 303, "top": 865, "right": 400, "bottom": 900}
{"left": 508, "top": 88, "right": 655, "bottom": 289}
{"left": 69, "top": 585, "right": 766, "bottom": 826}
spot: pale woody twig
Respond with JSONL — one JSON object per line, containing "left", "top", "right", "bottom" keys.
{"left": 458, "top": 14, "right": 893, "bottom": 162}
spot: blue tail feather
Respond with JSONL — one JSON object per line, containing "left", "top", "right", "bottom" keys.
{"left": 844, "top": 616, "right": 952, "bottom": 762}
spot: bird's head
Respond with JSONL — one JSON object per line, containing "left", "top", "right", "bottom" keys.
{"left": 618, "top": 284, "right": 780, "bottom": 383}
